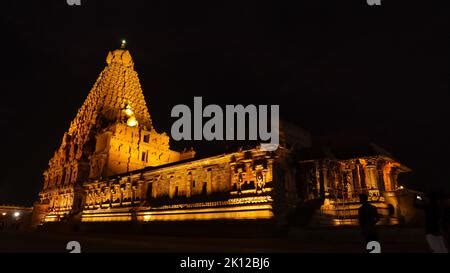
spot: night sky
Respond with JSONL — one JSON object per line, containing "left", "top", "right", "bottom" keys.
{"left": 1, "top": 1, "right": 448, "bottom": 205}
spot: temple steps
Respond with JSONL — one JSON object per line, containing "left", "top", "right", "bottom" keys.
{"left": 309, "top": 201, "right": 400, "bottom": 227}
{"left": 37, "top": 219, "right": 282, "bottom": 238}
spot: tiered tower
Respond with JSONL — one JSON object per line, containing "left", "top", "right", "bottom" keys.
{"left": 32, "top": 46, "right": 194, "bottom": 225}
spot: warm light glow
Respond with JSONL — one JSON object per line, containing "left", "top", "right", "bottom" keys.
{"left": 398, "top": 185, "right": 404, "bottom": 190}
{"left": 82, "top": 203, "right": 273, "bottom": 222}
{"left": 123, "top": 104, "right": 134, "bottom": 116}
{"left": 127, "top": 116, "right": 138, "bottom": 127}
{"left": 124, "top": 109, "right": 133, "bottom": 117}
{"left": 1, "top": 212, "right": 6, "bottom": 216}
{"left": 13, "top": 212, "right": 20, "bottom": 217}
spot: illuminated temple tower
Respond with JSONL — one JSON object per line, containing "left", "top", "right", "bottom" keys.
{"left": 32, "top": 46, "right": 195, "bottom": 226}
{"left": 31, "top": 45, "right": 414, "bottom": 229}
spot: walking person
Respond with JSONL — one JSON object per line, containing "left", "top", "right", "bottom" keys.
{"left": 416, "top": 192, "right": 448, "bottom": 253}
{"left": 358, "top": 193, "right": 380, "bottom": 249}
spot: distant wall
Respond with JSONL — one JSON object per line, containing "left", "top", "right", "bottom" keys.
{"left": 0, "top": 206, "right": 33, "bottom": 231}
{"left": 384, "top": 190, "right": 425, "bottom": 226}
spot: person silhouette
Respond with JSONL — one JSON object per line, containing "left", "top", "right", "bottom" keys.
{"left": 416, "top": 192, "right": 448, "bottom": 253}
{"left": 358, "top": 193, "right": 380, "bottom": 246}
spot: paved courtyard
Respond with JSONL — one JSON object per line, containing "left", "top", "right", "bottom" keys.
{"left": 0, "top": 227, "right": 431, "bottom": 253}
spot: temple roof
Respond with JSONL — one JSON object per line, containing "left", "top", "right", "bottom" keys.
{"left": 46, "top": 47, "right": 154, "bottom": 172}
{"left": 69, "top": 48, "right": 153, "bottom": 136}
{"left": 106, "top": 49, "right": 134, "bottom": 68}
{"left": 298, "top": 138, "right": 411, "bottom": 171}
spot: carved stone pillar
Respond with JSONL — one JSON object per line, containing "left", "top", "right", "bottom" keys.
{"left": 391, "top": 168, "right": 399, "bottom": 190}
{"left": 137, "top": 181, "right": 144, "bottom": 200}
{"left": 321, "top": 163, "right": 329, "bottom": 198}
{"left": 357, "top": 160, "right": 367, "bottom": 193}
{"left": 169, "top": 176, "right": 175, "bottom": 199}
{"left": 364, "top": 160, "right": 379, "bottom": 190}
{"left": 364, "top": 159, "right": 380, "bottom": 198}
{"left": 106, "top": 186, "right": 112, "bottom": 207}
{"left": 344, "top": 169, "right": 354, "bottom": 197}
{"left": 151, "top": 179, "right": 158, "bottom": 198}
{"left": 131, "top": 185, "right": 138, "bottom": 204}
{"left": 332, "top": 165, "right": 340, "bottom": 198}
{"left": 352, "top": 163, "right": 361, "bottom": 193}
{"left": 315, "top": 161, "right": 321, "bottom": 196}
{"left": 377, "top": 167, "right": 385, "bottom": 192}
{"left": 120, "top": 187, "right": 124, "bottom": 205}
{"left": 207, "top": 169, "right": 213, "bottom": 195}
{"left": 383, "top": 164, "right": 393, "bottom": 191}
{"left": 127, "top": 183, "right": 132, "bottom": 201}
{"left": 186, "top": 173, "right": 192, "bottom": 198}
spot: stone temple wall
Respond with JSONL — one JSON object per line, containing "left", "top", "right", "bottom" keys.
{"left": 43, "top": 148, "right": 276, "bottom": 223}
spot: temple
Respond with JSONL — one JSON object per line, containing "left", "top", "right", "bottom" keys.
{"left": 31, "top": 46, "right": 414, "bottom": 229}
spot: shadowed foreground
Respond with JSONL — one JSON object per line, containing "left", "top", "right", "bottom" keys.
{"left": 0, "top": 227, "right": 430, "bottom": 253}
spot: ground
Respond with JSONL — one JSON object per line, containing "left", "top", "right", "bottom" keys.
{"left": 0, "top": 227, "right": 431, "bottom": 253}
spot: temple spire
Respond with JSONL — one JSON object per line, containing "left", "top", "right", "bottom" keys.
{"left": 42, "top": 46, "right": 153, "bottom": 188}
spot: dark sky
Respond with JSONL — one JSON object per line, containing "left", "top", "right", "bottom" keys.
{"left": 1, "top": 0, "right": 448, "bottom": 205}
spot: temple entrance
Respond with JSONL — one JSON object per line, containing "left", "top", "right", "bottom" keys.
{"left": 146, "top": 183, "right": 153, "bottom": 200}
{"left": 201, "top": 182, "right": 207, "bottom": 196}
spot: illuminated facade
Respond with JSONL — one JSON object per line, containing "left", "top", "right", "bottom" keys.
{"left": 31, "top": 46, "right": 411, "bottom": 228}
{"left": 0, "top": 206, "right": 33, "bottom": 231}
{"left": 299, "top": 155, "right": 411, "bottom": 225}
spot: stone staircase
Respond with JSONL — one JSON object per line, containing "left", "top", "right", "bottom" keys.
{"left": 309, "top": 200, "right": 400, "bottom": 227}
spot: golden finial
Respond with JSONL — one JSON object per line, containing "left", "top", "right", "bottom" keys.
{"left": 121, "top": 39, "right": 126, "bottom": 49}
